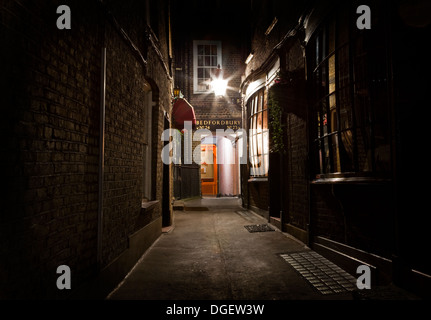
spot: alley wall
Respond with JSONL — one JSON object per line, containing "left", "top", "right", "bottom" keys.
{"left": 1, "top": 0, "right": 173, "bottom": 298}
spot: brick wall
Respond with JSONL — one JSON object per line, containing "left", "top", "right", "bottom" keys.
{"left": 244, "top": 1, "right": 308, "bottom": 80}
{"left": 1, "top": 0, "right": 172, "bottom": 298}
{"left": 1, "top": 0, "right": 101, "bottom": 298}
{"left": 102, "top": 21, "right": 147, "bottom": 266}
{"left": 285, "top": 113, "right": 308, "bottom": 231}
{"left": 184, "top": 41, "right": 243, "bottom": 122}
{"left": 282, "top": 38, "right": 309, "bottom": 232}
{"left": 248, "top": 182, "right": 269, "bottom": 212}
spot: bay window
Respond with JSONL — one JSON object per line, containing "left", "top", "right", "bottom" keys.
{"left": 308, "top": 9, "right": 391, "bottom": 180}
{"left": 248, "top": 88, "right": 269, "bottom": 178}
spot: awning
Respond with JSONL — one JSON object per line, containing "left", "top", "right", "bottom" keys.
{"left": 172, "top": 98, "right": 196, "bottom": 131}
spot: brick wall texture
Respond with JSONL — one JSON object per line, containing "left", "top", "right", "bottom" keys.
{"left": 1, "top": 0, "right": 172, "bottom": 298}
{"left": 177, "top": 40, "right": 243, "bottom": 122}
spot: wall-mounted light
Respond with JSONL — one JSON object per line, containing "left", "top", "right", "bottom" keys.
{"left": 173, "top": 87, "right": 183, "bottom": 98}
{"left": 211, "top": 65, "right": 227, "bottom": 97}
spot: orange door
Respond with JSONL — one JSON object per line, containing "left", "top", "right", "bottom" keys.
{"left": 201, "top": 144, "right": 217, "bottom": 196}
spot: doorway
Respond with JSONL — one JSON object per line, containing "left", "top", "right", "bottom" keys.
{"left": 201, "top": 144, "right": 217, "bottom": 196}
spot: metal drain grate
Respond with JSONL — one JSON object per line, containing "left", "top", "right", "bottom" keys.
{"left": 280, "top": 251, "right": 357, "bottom": 295}
{"left": 244, "top": 224, "right": 275, "bottom": 233}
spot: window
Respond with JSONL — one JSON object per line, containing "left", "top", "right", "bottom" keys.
{"left": 308, "top": 9, "right": 391, "bottom": 179}
{"left": 193, "top": 40, "right": 222, "bottom": 93}
{"left": 247, "top": 89, "right": 269, "bottom": 177}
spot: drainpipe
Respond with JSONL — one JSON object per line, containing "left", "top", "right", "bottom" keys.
{"left": 279, "top": 151, "right": 284, "bottom": 229}
{"left": 97, "top": 47, "right": 106, "bottom": 268}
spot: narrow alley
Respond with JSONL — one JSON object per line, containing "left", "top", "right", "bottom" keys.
{"left": 2, "top": 0, "right": 431, "bottom": 309}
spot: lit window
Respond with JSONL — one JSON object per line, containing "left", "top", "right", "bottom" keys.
{"left": 309, "top": 10, "right": 391, "bottom": 178}
{"left": 193, "top": 40, "right": 222, "bottom": 93}
{"left": 248, "top": 89, "right": 269, "bottom": 177}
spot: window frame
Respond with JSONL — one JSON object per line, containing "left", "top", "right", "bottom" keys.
{"left": 247, "top": 88, "right": 269, "bottom": 179}
{"left": 193, "top": 40, "right": 222, "bottom": 94}
{"left": 308, "top": 9, "right": 392, "bottom": 182}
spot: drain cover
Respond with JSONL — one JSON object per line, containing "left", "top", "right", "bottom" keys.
{"left": 244, "top": 224, "right": 275, "bottom": 233}
{"left": 280, "top": 251, "right": 357, "bottom": 295}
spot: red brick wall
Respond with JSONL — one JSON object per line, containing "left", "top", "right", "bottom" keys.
{"left": 186, "top": 41, "right": 243, "bottom": 122}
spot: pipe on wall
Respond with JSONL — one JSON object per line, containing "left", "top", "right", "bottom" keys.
{"left": 97, "top": 47, "right": 106, "bottom": 268}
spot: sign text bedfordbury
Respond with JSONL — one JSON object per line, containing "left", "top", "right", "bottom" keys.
{"left": 195, "top": 119, "right": 242, "bottom": 131}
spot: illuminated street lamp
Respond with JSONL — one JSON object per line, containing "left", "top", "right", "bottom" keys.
{"left": 173, "top": 87, "right": 180, "bottom": 97}
{"left": 211, "top": 65, "right": 227, "bottom": 97}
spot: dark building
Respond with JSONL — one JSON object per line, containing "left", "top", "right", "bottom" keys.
{"left": 240, "top": 0, "right": 431, "bottom": 297}
{"left": 1, "top": 0, "right": 173, "bottom": 298}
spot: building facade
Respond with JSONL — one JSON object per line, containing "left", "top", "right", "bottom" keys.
{"left": 1, "top": 0, "right": 174, "bottom": 298}
{"left": 240, "top": 0, "right": 431, "bottom": 297}
{"left": 171, "top": 0, "right": 249, "bottom": 199}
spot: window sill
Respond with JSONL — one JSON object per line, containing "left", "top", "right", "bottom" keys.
{"left": 311, "top": 173, "right": 392, "bottom": 185}
{"left": 141, "top": 200, "right": 159, "bottom": 213}
{"left": 248, "top": 177, "right": 268, "bottom": 183}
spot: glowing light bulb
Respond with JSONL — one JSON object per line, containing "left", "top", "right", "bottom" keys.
{"left": 212, "top": 79, "right": 227, "bottom": 96}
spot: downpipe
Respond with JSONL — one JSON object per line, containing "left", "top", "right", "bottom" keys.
{"left": 97, "top": 47, "right": 106, "bottom": 268}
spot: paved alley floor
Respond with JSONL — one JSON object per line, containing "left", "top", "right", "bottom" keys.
{"left": 107, "top": 197, "right": 358, "bottom": 300}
